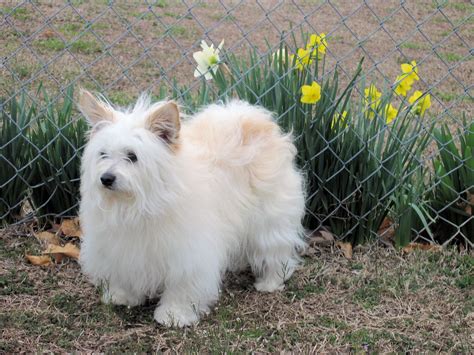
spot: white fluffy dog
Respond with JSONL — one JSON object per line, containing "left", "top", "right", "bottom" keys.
{"left": 78, "top": 89, "right": 306, "bottom": 327}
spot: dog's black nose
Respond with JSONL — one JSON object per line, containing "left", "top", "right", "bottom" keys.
{"left": 100, "top": 173, "right": 116, "bottom": 188}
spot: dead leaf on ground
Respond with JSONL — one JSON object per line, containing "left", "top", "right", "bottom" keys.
{"left": 336, "top": 241, "right": 353, "bottom": 259}
{"left": 40, "top": 29, "right": 55, "bottom": 39}
{"left": 467, "top": 191, "right": 474, "bottom": 203}
{"left": 43, "top": 242, "right": 80, "bottom": 260}
{"left": 308, "top": 228, "right": 335, "bottom": 246}
{"left": 48, "top": 223, "right": 61, "bottom": 233}
{"left": 59, "top": 218, "right": 82, "bottom": 238}
{"left": 464, "top": 192, "right": 472, "bottom": 215}
{"left": 378, "top": 217, "right": 395, "bottom": 239}
{"left": 300, "top": 246, "right": 317, "bottom": 257}
{"left": 25, "top": 254, "right": 53, "bottom": 266}
{"left": 402, "top": 242, "right": 442, "bottom": 254}
{"left": 379, "top": 217, "right": 393, "bottom": 230}
{"left": 34, "top": 231, "right": 60, "bottom": 245}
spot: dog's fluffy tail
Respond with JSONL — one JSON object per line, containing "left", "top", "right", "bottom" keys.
{"left": 186, "top": 100, "right": 297, "bottom": 171}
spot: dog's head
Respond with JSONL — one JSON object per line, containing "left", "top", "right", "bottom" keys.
{"left": 78, "top": 89, "right": 182, "bottom": 209}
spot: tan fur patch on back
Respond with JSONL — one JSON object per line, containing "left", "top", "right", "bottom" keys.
{"left": 240, "top": 117, "right": 278, "bottom": 145}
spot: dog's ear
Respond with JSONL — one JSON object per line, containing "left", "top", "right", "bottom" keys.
{"left": 146, "top": 101, "right": 180, "bottom": 144}
{"left": 78, "top": 88, "right": 114, "bottom": 126}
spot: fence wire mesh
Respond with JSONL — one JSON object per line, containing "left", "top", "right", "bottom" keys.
{"left": 1, "top": 0, "right": 473, "bottom": 246}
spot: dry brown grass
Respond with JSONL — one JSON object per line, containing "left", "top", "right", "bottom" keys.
{"left": 1, "top": 1, "right": 472, "bottom": 119}
{"left": 1, "top": 226, "right": 472, "bottom": 352}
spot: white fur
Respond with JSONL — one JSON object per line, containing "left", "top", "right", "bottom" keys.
{"left": 79, "top": 94, "right": 306, "bottom": 327}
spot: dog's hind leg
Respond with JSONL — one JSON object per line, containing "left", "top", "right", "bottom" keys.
{"left": 248, "top": 224, "right": 303, "bottom": 292}
{"left": 246, "top": 182, "right": 305, "bottom": 292}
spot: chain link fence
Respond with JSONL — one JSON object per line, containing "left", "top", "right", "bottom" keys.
{"left": 1, "top": 0, "right": 473, "bottom": 245}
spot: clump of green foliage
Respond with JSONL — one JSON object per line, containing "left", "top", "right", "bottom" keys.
{"left": 429, "top": 119, "right": 473, "bottom": 246}
{"left": 1, "top": 86, "right": 86, "bottom": 222}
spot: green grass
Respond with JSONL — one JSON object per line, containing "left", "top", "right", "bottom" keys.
{"left": 435, "top": 90, "right": 457, "bottom": 102}
{"left": 154, "top": 0, "right": 168, "bottom": 8}
{"left": 1, "top": 310, "right": 88, "bottom": 350}
{"left": 343, "top": 328, "right": 414, "bottom": 352}
{"left": 431, "top": 0, "right": 448, "bottom": 9}
{"left": 0, "top": 236, "right": 40, "bottom": 261}
{"left": 91, "top": 22, "right": 110, "bottom": 31}
{"left": 132, "top": 11, "right": 157, "bottom": 20}
{"left": 315, "top": 315, "right": 348, "bottom": 329}
{"left": 450, "top": 2, "right": 473, "bottom": 11}
{"left": 1, "top": 311, "right": 44, "bottom": 336}
{"left": 169, "top": 25, "right": 190, "bottom": 38}
{"left": 453, "top": 255, "right": 474, "bottom": 289}
{"left": 36, "top": 38, "right": 66, "bottom": 52}
{"left": 350, "top": 262, "right": 364, "bottom": 270}
{"left": 1, "top": 6, "right": 30, "bottom": 20}
{"left": 60, "top": 23, "right": 82, "bottom": 36}
{"left": 49, "top": 293, "right": 81, "bottom": 313}
{"left": 441, "top": 52, "right": 464, "bottom": 62}
{"left": 330, "top": 35, "right": 344, "bottom": 42}
{"left": 241, "top": 327, "right": 265, "bottom": 339}
{"left": 456, "top": 273, "right": 473, "bottom": 289}
{"left": 2, "top": 29, "right": 24, "bottom": 39}
{"left": 434, "top": 90, "right": 473, "bottom": 103}
{"left": 286, "top": 281, "right": 325, "bottom": 300}
{"left": 439, "top": 30, "right": 452, "bottom": 37}
{"left": 0, "top": 270, "right": 35, "bottom": 296}
{"left": 164, "top": 11, "right": 179, "bottom": 18}
{"left": 100, "top": 335, "right": 156, "bottom": 352}
{"left": 401, "top": 42, "right": 429, "bottom": 50}
{"left": 210, "top": 13, "right": 236, "bottom": 21}
{"left": 432, "top": 17, "right": 447, "bottom": 24}
{"left": 352, "top": 280, "right": 381, "bottom": 309}
{"left": 70, "top": 39, "right": 102, "bottom": 54}
{"left": 35, "top": 37, "right": 102, "bottom": 54}
{"left": 11, "top": 63, "right": 36, "bottom": 79}
{"left": 107, "top": 91, "right": 135, "bottom": 106}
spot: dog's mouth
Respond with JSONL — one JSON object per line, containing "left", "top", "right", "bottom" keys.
{"left": 99, "top": 184, "right": 134, "bottom": 199}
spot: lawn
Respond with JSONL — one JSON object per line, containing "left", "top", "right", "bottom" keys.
{"left": 1, "top": 227, "right": 472, "bottom": 352}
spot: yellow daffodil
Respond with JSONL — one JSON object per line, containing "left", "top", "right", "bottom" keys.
{"left": 384, "top": 104, "right": 398, "bottom": 124}
{"left": 394, "top": 73, "right": 414, "bottom": 96}
{"left": 291, "top": 48, "right": 312, "bottom": 70}
{"left": 306, "top": 33, "right": 327, "bottom": 58}
{"left": 331, "top": 110, "right": 348, "bottom": 129}
{"left": 301, "top": 81, "right": 321, "bottom": 104}
{"left": 365, "top": 84, "right": 382, "bottom": 104}
{"left": 401, "top": 60, "right": 419, "bottom": 82}
{"left": 409, "top": 90, "right": 431, "bottom": 116}
{"left": 364, "top": 84, "right": 382, "bottom": 119}
{"left": 193, "top": 39, "right": 224, "bottom": 80}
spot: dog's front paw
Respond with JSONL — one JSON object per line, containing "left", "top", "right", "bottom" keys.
{"left": 154, "top": 304, "right": 199, "bottom": 327}
{"left": 101, "top": 288, "right": 143, "bottom": 307}
{"left": 254, "top": 278, "right": 285, "bottom": 292}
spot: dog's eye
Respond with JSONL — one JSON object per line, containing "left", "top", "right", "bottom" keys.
{"left": 126, "top": 151, "right": 138, "bottom": 163}
{"left": 99, "top": 151, "right": 107, "bottom": 159}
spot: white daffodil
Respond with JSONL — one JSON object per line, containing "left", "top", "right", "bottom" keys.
{"left": 193, "top": 39, "right": 224, "bottom": 80}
